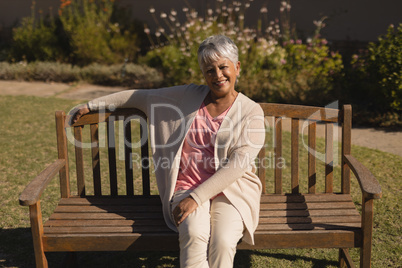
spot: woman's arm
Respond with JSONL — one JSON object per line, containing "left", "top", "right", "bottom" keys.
{"left": 70, "top": 103, "right": 90, "bottom": 124}
{"left": 69, "top": 89, "right": 152, "bottom": 125}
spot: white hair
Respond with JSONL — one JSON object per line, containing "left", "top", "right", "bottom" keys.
{"left": 197, "top": 35, "right": 239, "bottom": 70}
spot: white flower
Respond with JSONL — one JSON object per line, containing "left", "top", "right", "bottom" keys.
{"left": 171, "top": 9, "right": 177, "bottom": 16}
{"left": 191, "top": 11, "right": 198, "bottom": 18}
{"left": 160, "top": 12, "right": 167, "bottom": 18}
{"left": 144, "top": 28, "right": 150, "bottom": 34}
{"left": 149, "top": 7, "right": 155, "bottom": 14}
{"left": 207, "top": 9, "right": 213, "bottom": 16}
{"left": 260, "top": 7, "right": 268, "bottom": 13}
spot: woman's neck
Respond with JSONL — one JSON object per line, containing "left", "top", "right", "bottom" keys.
{"left": 204, "top": 90, "right": 238, "bottom": 118}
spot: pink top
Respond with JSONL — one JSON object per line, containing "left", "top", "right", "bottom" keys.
{"left": 175, "top": 102, "right": 231, "bottom": 193}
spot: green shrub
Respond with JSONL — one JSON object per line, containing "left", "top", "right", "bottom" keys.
{"left": 0, "top": 61, "right": 162, "bottom": 88}
{"left": 140, "top": 0, "right": 343, "bottom": 104}
{"left": 350, "top": 24, "right": 402, "bottom": 113}
{"left": 10, "top": 0, "right": 142, "bottom": 65}
{"left": 59, "top": 0, "right": 139, "bottom": 65}
{"left": 266, "top": 38, "right": 344, "bottom": 104}
{"left": 81, "top": 63, "right": 163, "bottom": 87}
{"left": 10, "top": 3, "right": 62, "bottom": 62}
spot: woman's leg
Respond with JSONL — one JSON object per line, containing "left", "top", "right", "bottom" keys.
{"left": 172, "top": 190, "right": 211, "bottom": 268}
{"left": 208, "top": 195, "right": 244, "bottom": 268}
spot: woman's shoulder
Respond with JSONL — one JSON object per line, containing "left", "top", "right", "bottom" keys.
{"left": 237, "top": 93, "right": 263, "bottom": 115}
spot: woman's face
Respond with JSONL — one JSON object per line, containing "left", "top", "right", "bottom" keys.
{"left": 202, "top": 57, "right": 240, "bottom": 99}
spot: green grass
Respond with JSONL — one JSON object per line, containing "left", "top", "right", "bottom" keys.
{"left": 0, "top": 95, "right": 401, "bottom": 267}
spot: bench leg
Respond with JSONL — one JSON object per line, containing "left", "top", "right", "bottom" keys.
{"left": 339, "top": 248, "right": 355, "bottom": 268}
{"left": 29, "top": 202, "right": 48, "bottom": 268}
{"left": 360, "top": 198, "right": 374, "bottom": 268}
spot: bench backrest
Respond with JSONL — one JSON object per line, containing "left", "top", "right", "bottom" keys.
{"left": 56, "top": 103, "right": 351, "bottom": 198}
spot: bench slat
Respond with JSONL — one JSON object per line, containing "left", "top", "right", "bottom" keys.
{"left": 90, "top": 124, "right": 102, "bottom": 196}
{"left": 58, "top": 196, "right": 161, "bottom": 206}
{"left": 44, "top": 225, "right": 172, "bottom": 234}
{"left": 260, "top": 194, "right": 353, "bottom": 203}
{"left": 256, "top": 222, "right": 361, "bottom": 231}
{"left": 54, "top": 205, "right": 162, "bottom": 213}
{"left": 124, "top": 120, "right": 134, "bottom": 195}
{"left": 140, "top": 122, "right": 151, "bottom": 196}
{"left": 258, "top": 215, "right": 361, "bottom": 224}
{"left": 326, "top": 123, "right": 334, "bottom": 193}
{"left": 259, "top": 103, "right": 339, "bottom": 122}
{"left": 261, "top": 202, "right": 356, "bottom": 211}
{"left": 291, "top": 118, "right": 299, "bottom": 193}
{"left": 239, "top": 230, "right": 360, "bottom": 250}
{"left": 258, "top": 147, "right": 266, "bottom": 194}
{"left": 107, "top": 121, "right": 118, "bottom": 196}
{"left": 74, "top": 126, "right": 85, "bottom": 196}
{"left": 274, "top": 117, "right": 282, "bottom": 194}
{"left": 44, "top": 219, "right": 167, "bottom": 227}
{"left": 49, "top": 212, "right": 164, "bottom": 220}
{"left": 260, "top": 209, "right": 360, "bottom": 217}
{"left": 308, "top": 122, "right": 316, "bottom": 193}
{"left": 44, "top": 222, "right": 360, "bottom": 234}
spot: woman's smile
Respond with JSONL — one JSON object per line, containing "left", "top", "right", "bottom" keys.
{"left": 202, "top": 57, "right": 240, "bottom": 99}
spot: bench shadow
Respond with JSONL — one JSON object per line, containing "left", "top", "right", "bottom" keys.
{"left": 235, "top": 250, "right": 339, "bottom": 268}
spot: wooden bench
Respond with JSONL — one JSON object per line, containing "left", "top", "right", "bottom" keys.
{"left": 19, "top": 103, "right": 382, "bottom": 267}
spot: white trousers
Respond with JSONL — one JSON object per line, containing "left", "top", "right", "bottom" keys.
{"left": 171, "top": 190, "right": 244, "bottom": 268}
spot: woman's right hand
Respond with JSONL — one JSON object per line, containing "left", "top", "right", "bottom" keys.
{"left": 70, "top": 104, "right": 90, "bottom": 125}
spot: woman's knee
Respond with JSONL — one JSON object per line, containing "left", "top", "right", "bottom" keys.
{"left": 180, "top": 223, "right": 210, "bottom": 244}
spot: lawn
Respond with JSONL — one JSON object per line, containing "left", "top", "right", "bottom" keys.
{"left": 0, "top": 95, "right": 400, "bottom": 267}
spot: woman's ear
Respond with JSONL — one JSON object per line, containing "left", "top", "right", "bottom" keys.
{"left": 236, "top": 61, "right": 241, "bottom": 76}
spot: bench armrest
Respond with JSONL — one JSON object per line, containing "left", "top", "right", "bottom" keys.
{"left": 19, "top": 159, "right": 66, "bottom": 206}
{"left": 344, "top": 155, "right": 382, "bottom": 200}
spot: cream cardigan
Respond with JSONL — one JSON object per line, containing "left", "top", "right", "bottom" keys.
{"left": 88, "top": 84, "right": 265, "bottom": 244}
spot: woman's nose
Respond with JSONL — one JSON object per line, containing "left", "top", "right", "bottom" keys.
{"left": 215, "top": 69, "right": 223, "bottom": 78}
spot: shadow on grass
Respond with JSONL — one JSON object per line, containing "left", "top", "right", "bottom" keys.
{"left": 2, "top": 229, "right": 338, "bottom": 267}
{"left": 235, "top": 250, "right": 339, "bottom": 268}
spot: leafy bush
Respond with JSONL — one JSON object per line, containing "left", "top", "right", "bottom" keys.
{"left": 0, "top": 61, "right": 163, "bottom": 88}
{"left": 141, "top": 0, "right": 343, "bottom": 104}
{"left": 11, "top": 3, "right": 62, "bottom": 62}
{"left": 10, "top": 0, "right": 142, "bottom": 65}
{"left": 350, "top": 24, "right": 402, "bottom": 113}
{"left": 81, "top": 62, "right": 164, "bottom": 87}
{"left": 59, "top": 0, "right": 139, "bottom": 65}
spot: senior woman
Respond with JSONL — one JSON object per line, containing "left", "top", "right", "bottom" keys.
{"left": 71, "top": 35, "right": 265, "bottom": 267}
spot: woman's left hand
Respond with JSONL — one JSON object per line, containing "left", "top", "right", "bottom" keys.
{"left": 173, "top": 196, "right": 198, "bottom": 226}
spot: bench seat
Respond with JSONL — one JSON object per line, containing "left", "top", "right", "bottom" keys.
{"left": 42, "top": 194, "right": 361, "bottom": 252}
